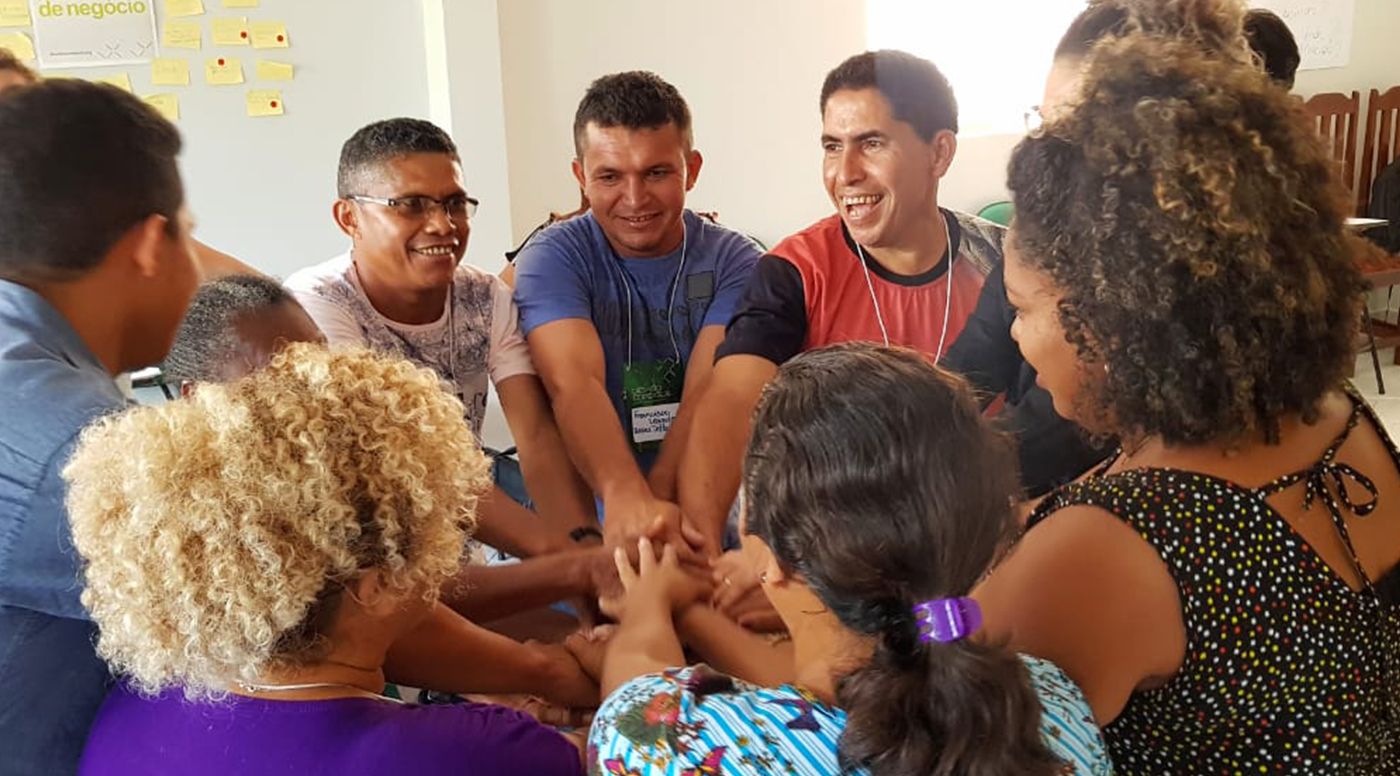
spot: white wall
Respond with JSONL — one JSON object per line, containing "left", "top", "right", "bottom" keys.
{"left": 496, "top": 0, "right": 867, "bottom": 250}
{"left": 169, "top": 1, "right": 433, "bottom": 279}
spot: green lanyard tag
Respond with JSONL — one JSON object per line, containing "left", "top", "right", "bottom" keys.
{"left": 623, "top": 357, "right": 684, "bottom": 453}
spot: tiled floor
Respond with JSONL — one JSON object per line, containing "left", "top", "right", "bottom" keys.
{"left": 1350, "top": 349, "right": 1400, "bottom": 434}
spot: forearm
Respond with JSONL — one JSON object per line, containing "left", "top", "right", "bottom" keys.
{"left": 601, "top": 597, "right": 687, "bottom": 697}
{"left": 644, "top": 386, "right": 705, "bottom": 502}
{"left": 676, "top": 396, "right": 751, "bottom": 549}
{"left": 473, "top": 486, "right": 557, "bottom": 558}
{"left": 440, "top": 552, "right": 593, "bottom": 622}
{"left": 676, "top": 605, "right": 794, "bottom": 686}
{"left": 385, "top": 603, "right": 559, "bottom": 697}
{"left": 552, "top": 382, "right": 650, "bottom": 507}
{"left": 516, "top": 424, "right": 598, "bottom": 537}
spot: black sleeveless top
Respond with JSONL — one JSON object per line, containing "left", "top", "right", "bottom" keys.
{"left": 1027, "top": 388, "right": 1399, "bottom": 775}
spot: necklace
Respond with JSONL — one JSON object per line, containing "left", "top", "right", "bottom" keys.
{"left": 234, "top": 679, "right": 404, "bottom": 704}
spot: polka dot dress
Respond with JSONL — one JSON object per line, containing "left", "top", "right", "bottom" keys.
{"left": 1028, "top": 390, "right": 1399, "bottom": 775}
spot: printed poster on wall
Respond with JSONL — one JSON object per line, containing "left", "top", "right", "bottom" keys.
{"left": 1250, "top": 0, "right": 1355, "bottom": 71}
{"left": 28, "top": 0, "right": 158, "bottom": 68}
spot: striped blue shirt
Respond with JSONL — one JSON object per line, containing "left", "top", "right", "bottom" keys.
{"left": 589, "top": 655, "right": 1110, "bottom": 775}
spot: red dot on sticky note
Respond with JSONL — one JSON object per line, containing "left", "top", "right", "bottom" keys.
{"left": 241, "top": 31, "right": 248, "bottom": 38}
{"left": 276, "top": 35, "right": 284, "bottom": 42}
{"left": 270, "top": 101, "right": 278, "bottom": 108}
{"left": 217, "top": 58, "right": 225, "bottom": 65}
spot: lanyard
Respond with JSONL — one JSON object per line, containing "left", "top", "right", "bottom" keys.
{"left": 854, "top": 210, "right": 954, "bottom": 359}
{"left": 613, "top": 219, "right": 689, "bottom": 366}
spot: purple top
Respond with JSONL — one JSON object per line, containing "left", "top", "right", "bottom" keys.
{"left": 79, "top": 683, "right": 584, "bottom": 776}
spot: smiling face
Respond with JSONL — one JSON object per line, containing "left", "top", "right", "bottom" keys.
{"left": 821, "top": 87, "right": 950, "bottom": 251}
{"left": 572, "top": 121, "right": 701, "bottom": 258}
{"left": 338, "top": 152, "right": 469, "bottom": 293}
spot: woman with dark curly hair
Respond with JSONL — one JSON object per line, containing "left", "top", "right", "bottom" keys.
{"left": 974, "top": 16, "right": 1399, "bottom": 776}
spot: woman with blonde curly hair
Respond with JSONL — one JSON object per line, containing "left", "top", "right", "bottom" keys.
{"left": 975, "top": 6, "right": 1399, "bottom": 775}
{"left": 65, "top": 344, "right": 584, "bottom": 775}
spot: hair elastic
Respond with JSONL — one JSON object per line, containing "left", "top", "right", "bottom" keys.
{"left": 913, "top": 597, "right": 983, "bottom": 643}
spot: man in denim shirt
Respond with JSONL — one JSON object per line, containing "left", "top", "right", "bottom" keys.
{"left": 0, "top": 81, "right": 199, "bottom": 775}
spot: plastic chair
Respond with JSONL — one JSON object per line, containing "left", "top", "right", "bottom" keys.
{"left": 976, "top": 201, "right": 1014, "bottom": 226}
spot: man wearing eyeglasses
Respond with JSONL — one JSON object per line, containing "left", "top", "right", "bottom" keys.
{"left": 286, "top": 118, "right": 598, "bottom": 563}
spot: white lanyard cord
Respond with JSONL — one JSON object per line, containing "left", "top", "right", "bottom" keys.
{"left": 854, "top": 211, "right": 954, "bottom": 359}
{"left": 618, "top": 219, "right": 688, "bottom": 366}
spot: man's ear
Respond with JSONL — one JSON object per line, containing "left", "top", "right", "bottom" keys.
{"left": 179, "top": 380, "right": 196, "bottom": 399}
{"left": 332, "top": 199, "right": 359, "bottom": 240}
{"left": 128, "top": 214, "right": 172, "bottom": 279}
{"left": 930, "top": 130, "right": 957, "bottom": 179}
{"left": 571, "top": 157, "right": 587, "bottom": 191}
{"left": 684, "top": 149, "right": 704, "bottom": 191}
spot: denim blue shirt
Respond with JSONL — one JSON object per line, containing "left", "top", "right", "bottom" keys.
{"left": 0, "top": 279, "right": 126, "bottom": 776}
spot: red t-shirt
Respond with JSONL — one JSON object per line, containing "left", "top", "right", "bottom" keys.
{"left": 717, "top": 210, "right": 1001, "bottom": 364}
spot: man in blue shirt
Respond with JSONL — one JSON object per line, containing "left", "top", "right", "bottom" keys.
{"left": 0, "top": 81, "right": 200, "bottom": 775}
{"left": 513, "top": 71, "right": 759, "bottom": 547}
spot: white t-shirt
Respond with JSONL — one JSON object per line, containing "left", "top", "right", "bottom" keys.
{"left": 285, "top": 252, "right": 534, "bottom": 439}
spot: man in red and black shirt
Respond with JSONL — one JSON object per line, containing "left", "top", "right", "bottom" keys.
{"left": 677, "top": 50, "right": 1003, "bottom": 550}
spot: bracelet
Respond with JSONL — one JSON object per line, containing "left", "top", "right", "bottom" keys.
{"left": 569, "top": 526, "right": 604, "bottom": 544}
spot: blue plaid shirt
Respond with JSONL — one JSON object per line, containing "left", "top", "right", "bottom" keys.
{"left": 0, "top": 279, "right": 127, "bottom": 776}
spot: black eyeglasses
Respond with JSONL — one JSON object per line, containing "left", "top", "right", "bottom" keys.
{"left": 346, "top": 194, "right": 479, "bottom": 221}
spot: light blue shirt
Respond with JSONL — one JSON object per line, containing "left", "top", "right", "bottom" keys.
{"left": 0, "top": 279, "right": 126, "bottom": 776}
{"left": 590, "top": 657, "right": 1112, "bottom": 775}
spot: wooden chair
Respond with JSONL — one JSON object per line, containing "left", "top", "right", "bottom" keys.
{"left": 1358, "top": 86, "right": 1400, "bottom": 218}
{"left": 1303, "top": 91, "right": 1361, "bottom": 205}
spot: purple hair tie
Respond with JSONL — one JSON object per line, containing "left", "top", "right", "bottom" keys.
{"left": 913, "top": 597, "right": 983, "bottom": 643}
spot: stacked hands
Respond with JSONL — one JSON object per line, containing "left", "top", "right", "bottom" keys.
{"left": 556, "top": 532, "right": 782, "bottom": 694}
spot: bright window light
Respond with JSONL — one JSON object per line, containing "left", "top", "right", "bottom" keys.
{"left": 866, "top": 0, "right": 1088, "bottom": 136}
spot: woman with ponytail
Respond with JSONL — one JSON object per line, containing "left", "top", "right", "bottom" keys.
{"left": 586, "top": 343, "right": 1109, "bottom": 775}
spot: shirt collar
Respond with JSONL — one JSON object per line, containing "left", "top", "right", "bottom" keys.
{"left": 0, "top": 278, "right": 113, "bottom": 378}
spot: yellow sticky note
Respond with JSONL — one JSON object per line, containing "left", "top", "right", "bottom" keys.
{"left": 143, "top": 94, "right": 180, "bottom": 122}
{"left": 0, "top": 31, "right": 33, "bottom": 62}
{"left": 151, "top": 59, "right": 190, "bottom": 86}
{"left": 165, "top": 0, "right": 205, "bottom": 17}
{"left": 92, "top": 74, "right": 134, "bottom": 94}
{"left": 246, "top": 89, "right": 283, "bottom": 117}
{"left": 249, "top": 21, "right": 288, "bottom": 49}
{"left": 0, "top": 1, "right": 32, "bottom": 28}
{"left": 211, "top": 17, "right": 249, "bottom": 46}
{"left": 255, "top": 60, "right": 292, "bottom": 81}
{"left": 163, "top": 21, "right": 202, "bottom": 50}
{"left": 221, "top": 0, "right": 258, "bottom": 6}
{"left": 205, "top": 57, "right": 243, "bottom": 85}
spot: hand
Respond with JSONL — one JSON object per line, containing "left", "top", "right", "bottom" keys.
{"left": 527, "top": 641, "right": 600, "bottom": 709}
{"left": 609, "top": 537, "right": 714, "bottom": 620}
{"left": 711, "top": 549, "right": 762, "bottom": 614}
{"left": 563, "top": 624, "right": 615, "bottom": 682}
{"left": 605, "top": 496, "right": 707, "bottom": 561}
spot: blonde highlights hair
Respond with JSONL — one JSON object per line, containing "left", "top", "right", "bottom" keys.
{"left": 64, "top": 344, "right": 489, "bottom": 696}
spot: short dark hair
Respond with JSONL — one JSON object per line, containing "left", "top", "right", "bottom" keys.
{"left": 0, "top": 79, "right": 183, "bottom": 284}
{"left": 820, "top": 50, "right": 958, "bottom": 140}
{"left": 572, "top": 71, "right": 693, "bottom": 157}
{"left": 1244, "top": 9, "right": 1300, "bottom": 88}
{"left": 163, "top": 274, "right": 300, "bottom": 384}
{"left": 0, "top": 49, "right": 37, "bottom": 84}
{"left": 743, "top": 343, "right": 1062, "bottom": 776}
{"left": 336, "top": 117, "right": 459, "bottom": 198}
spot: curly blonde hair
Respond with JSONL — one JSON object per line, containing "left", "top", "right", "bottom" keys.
{"left": 1008, "top": 31, "right": 1372, "bottom": 446}
{"left": 64, "top": 344, "right": 490, "bottom": 697}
